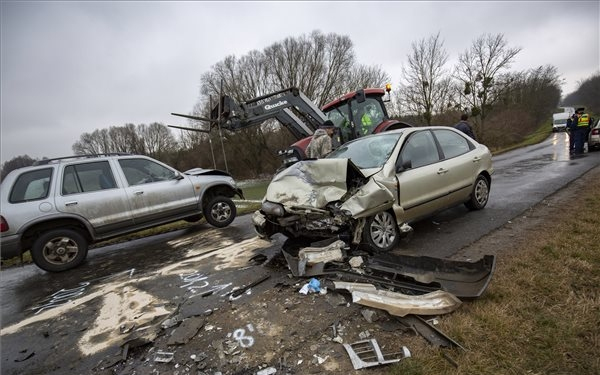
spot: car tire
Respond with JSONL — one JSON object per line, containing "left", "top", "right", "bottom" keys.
{"left": 31, "top": 229, "right": 88, "bottom": 272}
{"left": 362, "top": 210, "right": 400, "bottom": 253}
{"left": 203, "top": 196, "right": 236, "bottom": 228}
{"left": 465, "top": 174, "right": 490, "bottom": 210}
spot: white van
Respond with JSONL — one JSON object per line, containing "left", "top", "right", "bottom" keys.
{"left": 552, "top": 112, "right": 570, "bottom": 132}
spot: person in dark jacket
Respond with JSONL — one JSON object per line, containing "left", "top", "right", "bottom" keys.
{"left": 454, "top": 114, "right": 477, "bottom": 140}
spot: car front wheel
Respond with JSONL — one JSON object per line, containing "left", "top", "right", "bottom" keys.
{"left": 31, "top": 229, "right": 88, "bottom": 272}
{"left": 362, "top": 211, "right": 400, "bottom": 253}
{"left": 204, "top": 196, "right": 236, "bottom": 228}
{"left": 465, "top": 174, "right": 490, "bottom": 210}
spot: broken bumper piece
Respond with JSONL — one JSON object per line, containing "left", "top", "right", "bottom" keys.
{"left": 334, "top": 281, "right": 462, "bottom": 317}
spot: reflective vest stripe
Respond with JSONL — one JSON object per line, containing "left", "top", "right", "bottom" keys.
{"left": 578, "top": 114, "right": 590, "bottom": 127}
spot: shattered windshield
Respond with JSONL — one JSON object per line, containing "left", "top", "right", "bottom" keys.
{"left": 327, "top": 132, "right": 402, "bottom": 169}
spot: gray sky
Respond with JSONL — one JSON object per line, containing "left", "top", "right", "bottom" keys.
{"left": 1, "top": 1, "right": 599, "bottom": 163}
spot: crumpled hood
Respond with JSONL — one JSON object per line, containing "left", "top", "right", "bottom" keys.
{"left": 184, "top": 168, "right": 232, "bottom": 177}
{"left": 265, "top": 159, "right": 394, "bottom": 217}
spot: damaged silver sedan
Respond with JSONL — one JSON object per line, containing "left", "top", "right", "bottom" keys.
{"left": 253, "top": 127, "right": 493, "bottom": 252}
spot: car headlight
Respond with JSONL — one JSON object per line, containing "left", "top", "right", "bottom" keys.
{"left": 261, "top": 201, "right": 285, "bottom": 217}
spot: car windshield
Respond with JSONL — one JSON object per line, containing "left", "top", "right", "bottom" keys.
{"left": 327, "top": 132, "right": 402, "bottom": 168}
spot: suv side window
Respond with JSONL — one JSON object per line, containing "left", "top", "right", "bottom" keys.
{"left": 118, "top": 158, "right": 176, "bottom": 186}
{"left": 9, "top": 168, "right": 53, "bottom": 203}
{"left": 433, "top": 129, "right": 473, "bottom": 159}
{"left": 62, "top": 161, "right": 116, "bottom": 195}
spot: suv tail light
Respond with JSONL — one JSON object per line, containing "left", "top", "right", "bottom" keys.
{"left": 0, "top": 216, "right": 8, "bottom": 232}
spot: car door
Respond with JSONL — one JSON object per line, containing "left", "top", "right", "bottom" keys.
{"left": 432, "top": 129, "right": 480, "bottom": 205}
{"left": 55, "top": 160, "right": 134, "bottom": 235}
{"left": 116, "top": 157, "right": 199, "bottom": 225}
{"left": 395, "top": 130, "right": 447, "bottom": 222}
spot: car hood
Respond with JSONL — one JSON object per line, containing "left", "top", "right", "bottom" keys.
{"left": 184, "top": 168, "right": 232, "bottom": 177}
{"left": 265, "top": 159, "right": 394, "bottom": 218}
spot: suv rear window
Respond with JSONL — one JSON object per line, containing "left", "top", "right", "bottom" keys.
{"left": 9, "top": 168, "right": 53, "bottom": 203}
{"left": 62, "top": 161, "right": 116, "bottom": 195}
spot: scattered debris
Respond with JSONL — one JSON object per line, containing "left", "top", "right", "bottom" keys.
{"left": 154, "top": 350, "right": 174, "bottom": 363}
{"left": 167, "top": 316, "right": 205, "bottom": 345}
{"left": 343, "top": 339, "right": 410, "bottom": 370}
{"left": 358, "top": 330, "right": 371, "bottom": 339}
{"left": 361, "top": 308, "right": 379, "bottom": 323}
{"left": 14, "top": 350, "right": 35, "bottom": 362}
{"left": 396, "top": 314, "right": 465, "bottom": 350}
{"left": 334, "top": 281, "right": 462, "bottom": 317}
{"left": 349, "top": 256, "right": 364, "bottom": 269}
{"left": 230, "top": 274, "right": 271, "bottom": 298}
{"left": 299, "top": 278, "right": 321, "bottom": 295}
{"left": 256, "top": 367, "right": 277, "bottom": 375}
{"left": 297, "top": 240, "right": 345, "bottom": 276}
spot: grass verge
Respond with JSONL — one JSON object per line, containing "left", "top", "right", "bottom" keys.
{"left": 389, "top": 174, "right": 600, "bottom": 374}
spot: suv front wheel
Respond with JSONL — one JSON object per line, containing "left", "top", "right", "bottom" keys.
{"left": 203, "top": 196, "right": 236, "bottom": 228}
{"left": 31, "top": 229, "right": 88, "bottom": 272}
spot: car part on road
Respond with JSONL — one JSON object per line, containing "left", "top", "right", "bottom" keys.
{"left": 228, "top": 274, "right": 271, "bottom": 298}
{"left": 396, "top": 314, "right": 465, "bottom": 350}
{"left": 343, "top": 339, "right": 410, "bottom": 370}
{"left": 334, "top": 281, "right": 462, "bottom": 317}
{"left": 366, "top": 253, "right": 497, "bottom": 299}
{"left": 281, "top": 239, "right": 496, "bottom": 298}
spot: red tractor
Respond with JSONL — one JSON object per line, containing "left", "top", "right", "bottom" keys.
{"left": 172, "top": 85, "right": 412, "bottom": 162}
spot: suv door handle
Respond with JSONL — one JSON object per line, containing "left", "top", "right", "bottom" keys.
{"left": 65, "top": 201, "right": 78, "bottom": 206}
{"left": 134, "top": 190, "right": 144, "bottom": 195}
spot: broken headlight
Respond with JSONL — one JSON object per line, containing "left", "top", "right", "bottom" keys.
{"left": 262, "top": 201, "right": 285, "bottom": 217}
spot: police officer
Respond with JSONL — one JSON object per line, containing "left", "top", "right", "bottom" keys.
{"left": 573, "top": 107, "right": 590, "bottom": 155}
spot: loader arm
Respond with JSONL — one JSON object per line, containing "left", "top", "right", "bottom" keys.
{"left": 211, "top": 87, "right": 328, "bottom": 139}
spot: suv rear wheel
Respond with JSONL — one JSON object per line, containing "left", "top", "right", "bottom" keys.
{"left": 31, "top": 229, "right": 88, "bottom": 272}
{"left": 203, "top": 196, "right": 236, "bottom": 228}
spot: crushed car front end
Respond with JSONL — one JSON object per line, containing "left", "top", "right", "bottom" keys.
{"left": 252, "top": 158, "right": 394, "bottom": 241}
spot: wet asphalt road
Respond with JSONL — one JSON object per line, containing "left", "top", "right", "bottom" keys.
{"left": 1, "top": 132, "right": 599, "bottom": 374}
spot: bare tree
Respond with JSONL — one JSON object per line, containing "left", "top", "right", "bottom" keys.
{"left": 455, "top": 33, "right": 521, "bottom": 139}
{"left": 398, "top": 32, "right": 451, "bottom": 125}
{"left": 72, "top": 128, "right": 111, "bottom": 155}
{"left": 137, "top": 123, "right": 178, "bottom": 159}
{"left": 1, "top": 155, "right": 37, "bottom": 181}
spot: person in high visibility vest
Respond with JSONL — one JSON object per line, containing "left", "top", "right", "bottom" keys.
{"left": 573, "top": 107, "right": 590, "bottom": 155}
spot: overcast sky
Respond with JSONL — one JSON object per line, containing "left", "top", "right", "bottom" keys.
{"left": 1, "top": 1, "right": 599, "bottom": 163}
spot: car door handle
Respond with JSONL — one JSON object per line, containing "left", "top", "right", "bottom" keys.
{"left": 65, "top": 201, "right": 78, "bottom": 206}
{"left": 472, "top": 156, "right": 481, "bottom": 162}
{"left": 134, "top": 190, "right": 144, "bottom": 195}
{"left": 437, "top": 168, "right": 449, "bottom": 175}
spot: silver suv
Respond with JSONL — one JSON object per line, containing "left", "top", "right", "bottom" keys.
{"left": 0, "top": 153, "right": 244, "bottom": 272}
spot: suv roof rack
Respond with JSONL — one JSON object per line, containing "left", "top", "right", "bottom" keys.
{"left": 33, "top": 153, "right": 132, "bottom": 165}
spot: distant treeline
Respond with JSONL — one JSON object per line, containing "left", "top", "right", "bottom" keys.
{"left": 2, "top": 31, "right": 598, "bottom": 181}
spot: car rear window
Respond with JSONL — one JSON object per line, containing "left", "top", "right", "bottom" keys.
{"left": 9, "top": 168, "right": 53, "bottom": 203}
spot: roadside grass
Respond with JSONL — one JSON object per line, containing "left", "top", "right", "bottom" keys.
{"left": 491, "top": 124, "right": 552, "bottom": 155}
{"left": 389, "top": 183, "right": 600, "bottom": 374}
